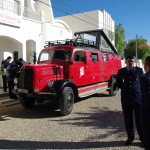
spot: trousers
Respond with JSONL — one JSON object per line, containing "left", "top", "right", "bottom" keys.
{"left": 2, "top": 75, "right": 7, "bottom": 92}
{"left": 122, "top": 102, "right": 142, "bottom": 140}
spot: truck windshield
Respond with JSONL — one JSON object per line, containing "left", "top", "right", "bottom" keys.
{"left": 39, "top": 50, "right": 72, "bottom": 62}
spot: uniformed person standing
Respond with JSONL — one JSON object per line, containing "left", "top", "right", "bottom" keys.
{"left": 116, "top": 56, "right": 144, "bottom": 145}
{"left": 1, "top": 56, "right": 12, "bottom": 92}
{"left": 6, "top": 61, "right": 20, "bottom": 99}
{"left": 141, "top": 56, "right": 150, "bottom": 150}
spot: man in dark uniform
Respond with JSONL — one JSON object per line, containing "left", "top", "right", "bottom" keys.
{"left": 141, "top": 56, "right": 150, "bottom": 150}
{"left": 6, "top": 61, "right": 20, "bottom": 99}
{"left": 1, "top": 56, "right": 12, "bottom": 92}
{"left": 116, "top": 56, "right": 144, "bottom": 145}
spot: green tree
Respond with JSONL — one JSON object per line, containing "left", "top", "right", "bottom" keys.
{"left": 124, "top": 38, "right": 150, "bottom": 62}
{"left": 115, "top": 24, "right": 125, "bottom": 56}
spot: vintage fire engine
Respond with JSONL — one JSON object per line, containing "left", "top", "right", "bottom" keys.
{"left": 13, "top": 29, "right": 122, "bottom": 115}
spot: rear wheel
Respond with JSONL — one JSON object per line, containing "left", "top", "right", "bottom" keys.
{"left": 109, "top": 78, "right": 118, "bottom": 96}
{"left": 20, "top": 96, "right": 35, "bottom": 108}
{"left": 59, "top": 87, "right": 74, "bottom": 116}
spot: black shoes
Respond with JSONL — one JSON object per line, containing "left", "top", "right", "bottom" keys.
{"left": 139, "top": 137, "right": 143, "bottom": 141}
{"left": 124, "top": 137, "right": 143, "bottom": 146}
{"left": 139, "top": 137, "right": 144, "bottom": 148}
{"left": 124, "top": 138, "right": 134, "bottom": 145}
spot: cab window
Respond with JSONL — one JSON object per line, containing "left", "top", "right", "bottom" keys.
{"left": 74, "top": 52, "right": 86, "bottom": 62}
{"left": 91, "top": 53, "right": 98, "bottom": 62}
{"left": 39, "top": 50, "right": 71, "bottom": 62}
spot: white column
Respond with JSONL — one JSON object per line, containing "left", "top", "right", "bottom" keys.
{"left": 22, "top": 41, "right": 27, "bottom": 61}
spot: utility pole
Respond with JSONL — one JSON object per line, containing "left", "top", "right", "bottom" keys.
{"left": 135, "top": 35, "right": 138, "bottom": 66}
{"left": 135, "top": 35, "right": 142, "bottom": 67}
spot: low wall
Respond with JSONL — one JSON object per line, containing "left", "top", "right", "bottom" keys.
{"left": 121, "top": 59, "right": 143, "bottom": 69}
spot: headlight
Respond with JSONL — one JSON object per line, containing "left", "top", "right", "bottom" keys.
{"left": 14, "top": 78, "right": 18, "bottom": 84}
{"left": 48, "top": 81, "right": 54, "bottom": 88}
{"left": 34, "top": 88, "right": 39, "bottom": 93}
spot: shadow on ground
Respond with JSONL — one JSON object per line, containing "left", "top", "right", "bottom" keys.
{"left": 0, "top": 92, "right": 111, "bottom": 120}
{"left": 0, "top": 139, "right": 142, "bottom": 149}
{"left": 0, "top": 101, "right": 61, "bottom": 120}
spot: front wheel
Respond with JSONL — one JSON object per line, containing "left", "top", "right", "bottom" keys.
{"left": 20, "top": 96, "right": 35, "bottom": 108}
{"left": 109, "top": 78, "right": 118, "bottom": 96}
{"left": 59, "top": 87, "right": 74, "bottom": 116}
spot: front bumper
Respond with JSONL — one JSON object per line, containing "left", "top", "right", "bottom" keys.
{"left": 12, "top": 88, "right": 58, "bottom": 100}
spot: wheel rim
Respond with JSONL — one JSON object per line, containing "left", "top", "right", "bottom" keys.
{"left": 67, "top": 93, "right": 74, "bottom": 109}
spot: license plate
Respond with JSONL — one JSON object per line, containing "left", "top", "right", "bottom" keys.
{"left": 18, "top": 88, "right": 28, "bottom": 93}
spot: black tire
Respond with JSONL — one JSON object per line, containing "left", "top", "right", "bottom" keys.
{"left": 20, "top": 96, "right": 35, "bottom": 108}
{"left": 59, "top": 87, "right": 74, "bottom": 116}
{"left": 109, "top": 78, "right": 118, "bottom": 96}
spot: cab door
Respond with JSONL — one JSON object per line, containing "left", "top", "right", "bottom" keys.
{"left": 90, "top": 52, "right": 102, "bottom": 83}
{"left": 69, "top": 51, "right": 89, "bottom": 86}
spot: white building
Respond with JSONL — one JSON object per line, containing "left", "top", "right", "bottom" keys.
{"left": 0, "top": 0, "right": 72, "bottom": 87}
{"left": 56, "top": 10, "right": 115, "bottom": 44}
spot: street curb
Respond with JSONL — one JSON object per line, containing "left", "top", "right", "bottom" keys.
{"left": 0, "top": 93, "right": 9, "bottom": 98}
{"left": 1, "top": 99, "right": 20, "bottom": 106}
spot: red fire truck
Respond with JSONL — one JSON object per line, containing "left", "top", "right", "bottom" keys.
{"left": 13, "top": 29, "right": 122, "bottom": 115}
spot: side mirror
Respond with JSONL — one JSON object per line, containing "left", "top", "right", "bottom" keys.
{"left": 70, "top": 61, "right": 73, "bottom": 65}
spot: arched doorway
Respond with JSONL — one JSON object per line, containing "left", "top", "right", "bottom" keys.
{"left": 0, "top": 36, "right": 22, "bottom": 87}
{"left": 0, "top": 36, "right": 22, "bottom": 61}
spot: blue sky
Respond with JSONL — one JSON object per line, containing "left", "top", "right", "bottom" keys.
{"left": 51, "top": 0, "right": 150, "bottom": 43}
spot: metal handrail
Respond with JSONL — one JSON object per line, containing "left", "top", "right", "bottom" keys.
{"left": 0, "top": 0, "right": 41, "bottom": 22}
{"left": 23, "top": 7, "right": 41, "bottom": 22}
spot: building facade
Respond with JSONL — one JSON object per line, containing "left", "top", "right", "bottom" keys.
{"left": 0, "top": 0, "right": 72, "bottom": 87}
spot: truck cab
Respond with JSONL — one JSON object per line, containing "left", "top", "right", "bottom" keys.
{"left": 13, "top": 29, "right": 122, "bottom": 115}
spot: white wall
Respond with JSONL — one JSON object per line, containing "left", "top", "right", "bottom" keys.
{"left": 34, "top": 0, "right": 54, "bottom": 22}
{"left": 0, "top": 18, "right": 41, "bottom": 58}
{"left": 56, "top": 10, "right": 101, "bottom": 38}
{"left": 41, "top": 20, "right": 72, "bottom": 49}
{"left": 56, "top": 10, "right": 115, "bottom": 42}
{"left": 0, "top": 18, "right": 41, "bottom": 87}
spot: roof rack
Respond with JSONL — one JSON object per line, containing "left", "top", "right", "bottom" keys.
{"left": 44, "top": 38, "right": 99, "bottom": 49}
{"left": 44, "top": 40, "right": 66, "bottom": 48}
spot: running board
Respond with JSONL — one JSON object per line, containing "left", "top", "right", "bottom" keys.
{"left": 78, "top": 82, "right": 109, "bottom": 98}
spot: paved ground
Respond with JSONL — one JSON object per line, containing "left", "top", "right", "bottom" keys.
{"left": 0, "top": 91, "right": 144, "bottom": 149}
